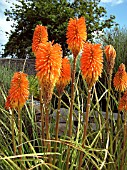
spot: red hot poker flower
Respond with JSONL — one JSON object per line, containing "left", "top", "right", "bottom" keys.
{"left": 104, "top": 45, "right": 116, "bottom": 75}
{"left": 5, "top": 72, "right": 29, "bottom": 110}
{"left": 118, "top": 90, "right": 127, "bottom": 112}
{"left": 35, "top": 42, "right": 62, "bottom": 103}
{"left": 113, "top": 63, "right": 127, "bottom": 92}
{"left": 32, "top": 25, "right": 48, "bottom": 54}
{"left": 56, "top": 57, "right": 71, "bottom": 94}
{"left": 105, "top": 45, "right": 116, "bottom": 61}
{"left": 66, "top": 17, "right": 87, "bottom": 57}
{"left": 80, "top": 43, "right": 103, "bottom": 88}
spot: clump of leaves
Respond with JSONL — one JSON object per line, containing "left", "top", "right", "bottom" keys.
{"left": 101, "top": 26, "right": 127, "bottom": 72}
{"left": 28, "top": 75, "right": 39, "bottom": 99}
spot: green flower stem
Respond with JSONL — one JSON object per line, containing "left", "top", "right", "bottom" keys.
{"left": 39, "top": 88, "right": 45, "bottom": 147}
{"left": 94, "top": 85, "right": 102, "bottom": 141}
{"left": 106, "top": 74, "right": 112, "bottom": 131}
{"left": 18, "top": 106, "right": 22, "bottom": 157}
{"left": 121, "top": 111, "right": 127, "bottom": 170}
{"left": 12, "top": 109, "right": 16, "bottom": 155}
{"left": 117, "top": 92, "right": 121, "bottom": 131}
{"left": 54, "top": 94, "right": 61, "bottom": 165}
{"left": 22, "top": 57, "right": 27, "bottom": 73}
{"left": 115, "top": 92, "right": 121, "bottom": 152}
{"left": 45, "top": 102, "right": 51, "bottom": 163}
{"left": 78, "top": 87, "right": 91, "bottom": 170}
{"left": 66, "top": 146, "right": 70, "bottom": 170}
{"left": 66, "top": 55, "right": 77, "bottom": 170}
{"left": 69, "top": 56, "right": 77, "bottom": 137}
{"left": 106, "top": 73, "right": 114, "bottom": 159}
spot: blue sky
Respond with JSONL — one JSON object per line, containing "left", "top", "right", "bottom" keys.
{"left": 0, "top": 0, "right": 127, "bottom": 55}
{"left": 101, "top": 0, "right": 127, "bottom": 27}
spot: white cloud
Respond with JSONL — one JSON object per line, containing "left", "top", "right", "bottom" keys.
{"left": 0, "top": 0, "right": 16, "bottom": 53}
{"left": 0, "top": 16, "right": 14, "bottom": 40}
{"left": 0, "top": 0, "right": 10, "bottom": 7}
{"left": 0, "top": 0, "right": 23, "bottom": 54}
{"left": 101, "top": 0, "right": 124, "bottom": 5}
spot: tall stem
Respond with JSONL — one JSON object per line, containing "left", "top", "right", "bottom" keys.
{"left": 45, "top": 102, "right": 51, "bottom": 163}
{"left": 120, "top": 111, "right": 127, "bottom": 170}
{"left": 12, "top": 109, "right": 16, "bottom": 155}
{"left": 117, "top": 92, "right": 121, "bottom": 131}
{"left": 68, "top": 56, "right": 77, "bottom": 137}
{"left": 66, "top": 55, "right": 77, "bottom": 170}
{"left": 54, "top": 94, "right": 61, "bottom": 165}
{"left": 106, "top": 73, "right": 114, "bottom": 160}
{"left": 22, "top": 57, "right": 27, "bottom": 73}
{"left": 78, "top": 87, "right": 91, "bottom": 170}
{"left": 39, "top": 88, "right": 45, "bottom": 147}
{"left": 106, "top": 74, "right": 112, "bottom": 131}
{"left": 115, "top": 92, "right": 121, "bottom": 152}
{"left": 94, "top": 86, "right": 102, "bottom": 141}
{"left": 18, "top": 107, "right": 22, "bottom": 156}
{"left": 106, "top": 74, "right": 114, "bottom": 157}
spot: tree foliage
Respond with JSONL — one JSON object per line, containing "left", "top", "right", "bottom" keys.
{"left": 3, "top": 0, "right": 117, "bottom": 58}
{"left": 101, "top": 27, "right": 127, "bottom": 72}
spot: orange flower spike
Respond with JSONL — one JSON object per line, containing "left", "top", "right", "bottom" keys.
{"left": 32, "top": 25, "right": 48, "bottom": 53}
{"left": 5, "top": 72, "right": 29, "bottom": 110}
{"left": 36, "top": 42, "right": 62, "bottom": 103}
{"left": 113, "top": 63, "right": 127, "bottom": 92}
{"left": 105, "top": 45, "right": 116, "bottom": 61}
{"left": 105, "top": 45, "right": 116, "bottom": 74}
{"left": 118, "top": 90, "right": 127, "bottom": 112}
{"left": 36, "top": 42, "right": 62, "bottom": 85}
{"left": 56, "top": 57, "right": 71, "bottom": 94}
{"left": 66, "top": 17, "right": 87, "bottom": 57}
{"left": 80, "top": 43, "right": 103, "bottom": 88}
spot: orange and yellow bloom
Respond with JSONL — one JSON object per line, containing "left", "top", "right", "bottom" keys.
{"left": 104, "top": 45, "right": 116, "bottom": 75}
{"left": 32, "top": 25, "right": 48, "bottom": 54}
{"left": 35, "top": 42, "right": 62, "bottom": 103}
{"left": 118, "top": 90, "right": 127, "bottom": 111}
{"left": 105, "top": 45, "right": 116, "bottom": 61}
{"left": 56, "top": 57, "right": 71, "bottom": 94}
{"left": 5, "top": 72, "right": 29, "bottom": 110}
{"left": 66, "top": 17, "right": 87, "bottom": 57}
{"left": 113, "top": 63, "right": 127, "bottom": 92}
{"left": 80, "top": 43, "right": 103, "bottom": 87}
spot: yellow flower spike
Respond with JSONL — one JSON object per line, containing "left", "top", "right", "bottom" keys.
{"left": 118, "top": 90, "right": 127, "bottom": 112}
{"left": 113, "top": 63, "right": 127, "bottom": 92}
{"left": 80, "top": 42, "right": 103, "bottom": 88}
{"left": 56, "top": 57, "right": 71, "bottom": 95}
{"left": 66, "top": 17, "right": 87, "bottom": 57}
{"left": 32, "top": 25, "right": 48, "bottom": 54}
{"left": 5, "top": 72, "right": 29, "bottom": 110}
{"left": 105, "top": 44, "right": 116, "bottom": 75}
{"left": 35, "top": 41, "right": 62, "bottom": 104}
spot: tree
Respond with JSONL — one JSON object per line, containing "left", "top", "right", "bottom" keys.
{"left": 3, "top": 0, "right": 117, "bottom": 58}
{"left": 101, "top": 26, "right": 127, "bottom": 72}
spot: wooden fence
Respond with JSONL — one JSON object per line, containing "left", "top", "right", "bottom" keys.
{"left": 0, "top": 58, "right": 36, "bottom": 75}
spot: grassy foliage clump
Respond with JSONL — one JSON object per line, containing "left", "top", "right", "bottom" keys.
{"left": 0, "top": 26, "right": 127, "bottom": 170}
